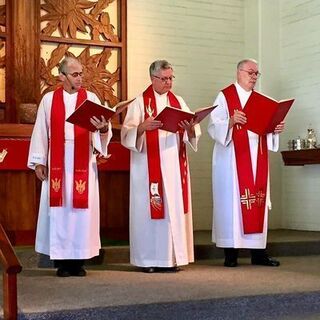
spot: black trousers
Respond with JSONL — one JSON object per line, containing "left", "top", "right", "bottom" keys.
{"left": 224, "top": 248, "right": 268, "bottom": 261}
{"left": 54, "top": 259, "right": 84, "bottom": 271}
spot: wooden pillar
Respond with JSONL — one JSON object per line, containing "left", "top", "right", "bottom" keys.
{"left": 120, "top": 0, "right": 127, "bottom": 100}
{"left": 3, "top": 272, "right": 18, "bottom": 320}
{"left": 6, "top": 0, "right": 40, "bottom": 122}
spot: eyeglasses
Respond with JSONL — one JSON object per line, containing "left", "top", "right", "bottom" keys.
{"left": 240, "top": 69, "right": 261, "bottom": 78}
{"left": 68, "top": 72, "right": 83, "bottom": 78}
{"left": 153, "top": 75, "right": 175, "bottom": 83}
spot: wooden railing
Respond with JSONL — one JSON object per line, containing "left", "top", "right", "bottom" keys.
{"left": 0, "top": 223, "right": 22, "bottom": 320}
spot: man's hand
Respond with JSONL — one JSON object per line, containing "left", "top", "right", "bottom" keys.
{"left": 178, "top": 119, "right": 196, "bottom": 139}
{"left": 35, "top": 164, "right": 47, "bottom": 181}
{"left": 229, "top": 109, "right": 247, "bottom": 128}
{"left": 96, "top": 153, "right": 112, "bottom": 165}
{"left": 90, "top": 115, "right": 109, "bottom": 133}
{"left": 137, "top": 117, "right": 163, "bottom": 137}
{"left": 274, "top": 121, "right": 285, "bottom": 134}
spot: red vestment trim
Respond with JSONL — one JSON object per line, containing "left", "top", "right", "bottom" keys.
{"left": 223, "top": 84, "right": 268, "bottom": 234}
{"left": 143, "top": 85, "right": 189, "bottom": 219}
{"left": 50, "top": 87, "right": 89, "bottom": 208}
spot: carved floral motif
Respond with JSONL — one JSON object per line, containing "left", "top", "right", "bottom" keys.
{"left": 0, "top": 5, "right": 5, "bottom": 29}
{"left": 0, "top": 4, "right": 5, "bottom": 69}
{"left": 41, "top": 0, "right": 118, "bottom": 42}
{"left": 40, "top": 44, "right": 120, "bottom": 106}
{"left": 0, "top": 41, "right": 5, "bottom": 69}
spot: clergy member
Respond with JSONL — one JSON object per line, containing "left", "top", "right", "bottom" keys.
{"left": 121, "top": 60, "right": 201, "bottom": 273}
{"left": 208, "top": 58, "right": 285, "bottom": 267}
{"left": 28, "top": 57, "right": 112, "bottom": 277}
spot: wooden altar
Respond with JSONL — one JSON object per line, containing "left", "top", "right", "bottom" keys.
{"left": 0, "top": 124, "right": 130, "bottom": 245}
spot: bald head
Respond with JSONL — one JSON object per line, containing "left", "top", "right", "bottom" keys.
{"left": 58, "top": 57, "right": 83, "bottom": 93}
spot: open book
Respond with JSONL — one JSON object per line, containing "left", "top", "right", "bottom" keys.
{"left": 243, "top": 91, "right": 294, "bottom": 135}
{"left": 66, "top": 98, "right": 134, "bottom": 132}
{"left": 154, "top": 105, "right": 217, "bottom": 133}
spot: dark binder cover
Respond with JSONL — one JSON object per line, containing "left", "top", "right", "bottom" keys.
{"left": 154, "top": 106, "right": 193, "bottom": 133}
{"left": 154, "top": 105, "right": 217, "bottom": 133}
{"left": 243, "top": 91, "right": 294, "bottom": 135}
{"left": 66, "top": 99, "right": 133, "bottom": 132}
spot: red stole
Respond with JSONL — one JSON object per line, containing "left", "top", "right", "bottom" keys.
{"left": 143, "top": 85, "right": 189, "bottom": 219}
{"left": 223, "top": 84, "right": 268, "bottom": 234}
{"left": 50, "top": 87, "right": 90, "bottom": 208}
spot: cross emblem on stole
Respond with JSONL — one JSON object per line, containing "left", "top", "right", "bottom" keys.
{"left": 240, "top": 188, "right": 256, "bottom": 210}
{"left": 256, "top": 190, "right": 266, "bottom": 207}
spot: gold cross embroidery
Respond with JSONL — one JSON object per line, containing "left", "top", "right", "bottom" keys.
{"left": 0, "top": 149, "right": 8, "bottom": 163}
{"left": 240, "top": 188, "right": 256, "bottom": 210}
{"left": 256, "top": 190, "right": 266, "bottom": 207}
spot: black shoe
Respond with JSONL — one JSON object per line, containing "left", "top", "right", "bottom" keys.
{"left": 223, "top": 248, "right": 238, "bottom": 267}
{"left": 157, "top": 266, "right": 181, "bottom": 273}
{"left": 56, "top": 268, "right": 71, "bottom": 277}
{"left": 71, "top": 267, "right": 87, "bottom": 277}
{"left": 224, "top": 260, "right": 238, "bottom": 267}
{"left": 251, "top": 256, "right": 280, "bottom": 267}
{"left": 172, "top": 266, "right": 181, "bottom": 272}
{"left": 142, "top": 267, "right": 155, "bottom": 273}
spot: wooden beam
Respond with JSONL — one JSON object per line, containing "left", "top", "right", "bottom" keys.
{"left": 6, "top": 0, "right": 40, "bottom": 122}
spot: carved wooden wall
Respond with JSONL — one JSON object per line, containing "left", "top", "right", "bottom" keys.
{"left": 0, "top": 0, "right": 129, "bottom": 244}
{"left": 0, "top": 0, "right": 127, "bottom": 123}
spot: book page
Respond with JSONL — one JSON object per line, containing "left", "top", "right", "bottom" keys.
{"left": 266, "top": 99, "right": 294, "bottom": 132}
{"left": 113, "top": 98, "right": 135, "bottom": 115}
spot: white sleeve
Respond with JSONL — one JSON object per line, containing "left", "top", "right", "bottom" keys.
{"left": 89, "top": 92, "right": 113, "bottom": 156}
{"left": 207, "top": 91, "right": 233, "bottom": 146}
{"left": 121, "top": 96, "right": 145, "bottom": 153}
{"left": 176, "top": 96, "right": 201, "bottom": 152}
{"left": 267, "top": 132, "right": 279, "bottom": 152}
{"left": 27, "top": 94, "right": 51, "bottom": 170}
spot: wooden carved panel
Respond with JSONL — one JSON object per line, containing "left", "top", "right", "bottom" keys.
{"left": 0, "top": 0, "right": 126, "bottom": 122}
{"left": 39, "top": 0, "right": 127, "bottom": 122}
{"left": 40, "top": 45, "right": 121, "bottom": 106}
{"left": 0, "top": 3, "right": 5, "bottom": 31}
{"left": 41, "top": 0, "right": 119, "bottom": 42}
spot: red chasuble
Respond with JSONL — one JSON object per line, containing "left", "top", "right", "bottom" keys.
{"left": 143, "top": 85, "right": 189, "bottom": 219}
{"left": 223, "top": 84, "right": 268, "bottom": 234}
{"left": 50, "top": 87, "right": 90, "bottom": 208}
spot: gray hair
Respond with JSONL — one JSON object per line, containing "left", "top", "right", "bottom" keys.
{"left": 58, "top": 57, "right": 81, "bottom": 74}
{"left": 149, "top": 60, "right": 173, "bottom": 77}
{"left": 237, "top": 58, "right": 258, "bottom": 70}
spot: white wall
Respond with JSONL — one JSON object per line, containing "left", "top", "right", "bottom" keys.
{"left": 127, "top": 0, "right": 245, "bottom": 230}
{"left": 279, "top": 0, "right": 320, "bottom": 230}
